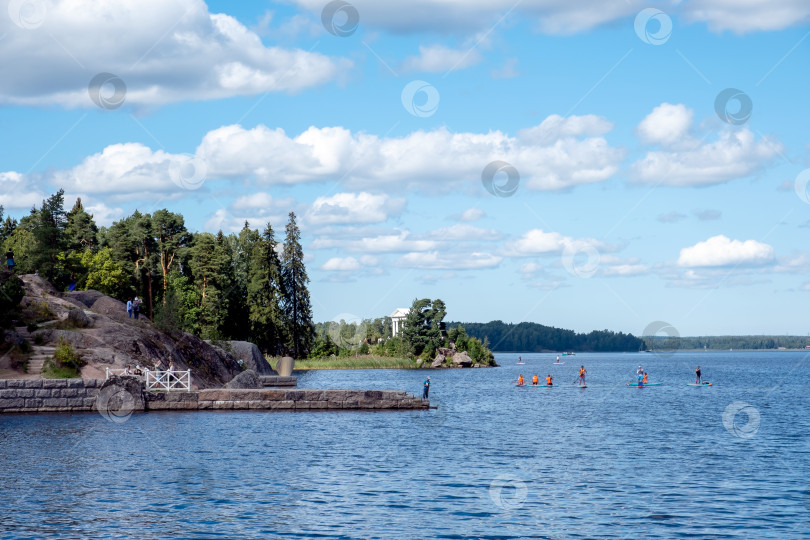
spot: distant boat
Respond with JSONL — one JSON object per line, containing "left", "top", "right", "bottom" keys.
{"left": 562, "top": 352, "right": 575, "bottom": 356}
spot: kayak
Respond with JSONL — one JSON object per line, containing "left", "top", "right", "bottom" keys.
{"left": 686, "top": 382, "right": 712, "bottom": 386}
{"left": 625, "top": 382, "right": 662, "bottom": 386}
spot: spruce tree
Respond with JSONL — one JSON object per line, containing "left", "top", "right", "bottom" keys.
{"left": 281, "top": 212, "right": 314, "bottom": 358}
{"left": 247, "top": 223, "right": 286, "bottom": 355}
{"left": 227, "top": 222, "right": 259, "bottom": 340}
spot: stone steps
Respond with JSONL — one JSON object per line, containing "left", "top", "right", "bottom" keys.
{"left": 26, "top": 346, "right": 57, "bottom": 375}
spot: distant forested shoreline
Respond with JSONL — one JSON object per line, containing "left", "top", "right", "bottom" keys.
{"left": 446, "top": 321, "right": 643, "bottom": 352}
{"left": 447, "top": 321, "right": 810, "bottom": 352}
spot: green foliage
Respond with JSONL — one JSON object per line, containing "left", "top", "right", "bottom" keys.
{"left": 643, "top": 335, "right": 810, "bottom": 350}
{"left": 248, "top": 224, "right": 286, "bottom": 355}
{"left": 31, "top": 190, "right": 69, "bottom": 286}
{"left": 402, "top": 298, "right": 446, "bottom": 357}
{"left": 446, "top": 320, "right": 645, "bottom": 353}
{"left": 310, "top": 334, "right": 339, "bottom": 358}
{"left": 79, "top": 247, "right": 129, "bottom": 297}
{"left": 0, "top": 271, "right": 25, "bottom": 324}
{"left": 64, "top": 198, "right": 98, "bottom": 251}
{"left": 281, "top": 212, "right": 314, "bottom": 358}
{"left": 2, "top": 219, "right": 36, "bottom": 274}
{"left": 152, "top": 209, "right": 191, "bottom": 303}
{"left": 3, "top": 200, "right": 319, "bottom": 356}
{"left": 43, "top": 337, "right": 84, "bottom": 378}
{"left": 447, "top": 324, "right": 495, "bottom": 365}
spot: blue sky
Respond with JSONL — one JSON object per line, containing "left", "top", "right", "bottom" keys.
{"left": 1, "top": 0, "right": 809, "bottom": 337}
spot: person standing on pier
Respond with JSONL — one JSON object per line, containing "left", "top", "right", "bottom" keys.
{"left": 422, "top": 376, "right": 430, "bottom": 401}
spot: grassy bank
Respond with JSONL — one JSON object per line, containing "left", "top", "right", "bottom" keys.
{"left": 291, "top": 355, "right": 418, "bottom": 370}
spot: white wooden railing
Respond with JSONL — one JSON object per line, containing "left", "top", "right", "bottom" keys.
{"left": 105, "top": 368, "right": 129, "bottom": 378}
{"left": 145, "top": 369, "right": 191, "bottom": 392}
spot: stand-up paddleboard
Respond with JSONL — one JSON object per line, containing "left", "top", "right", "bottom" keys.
{"left": 625, "top": 382, "right": 662, "bottom": 386}
{"left": 686, "top": 382, "right": 712, "bottom": 386}
{"left": 552, "top": 362, "right": 565, "bottom": 365}
{"left": 517, "top": 362, "right": 526, "bottom": 365}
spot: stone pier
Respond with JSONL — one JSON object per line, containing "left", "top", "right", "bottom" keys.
{"left": 0, "top": 378, "right": 429, "bottom": 414}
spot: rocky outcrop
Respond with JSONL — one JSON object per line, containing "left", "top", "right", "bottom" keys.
{"left": 207, "top": 340, "right": 276, "bottom": 375}
{"left": 431, "top": 354, "right": 445, "bottom": 368}
{"left": 429, "top": 348, "right": 483, "bottom": 368}
{"left": 453, "top": 351, "right": 473, "bottom": 367}
{"left": 225, "top": 369, "right": 262, "bottom": 389}
{"left": 6, "top": 274, "right": 245, "bottom": 388}
{"left": 66, "top": 308, "right": 91, "bottom": 328}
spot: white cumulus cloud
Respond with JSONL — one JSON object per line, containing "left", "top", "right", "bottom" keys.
{"left": 632, "top": 106, "right": 783, "bottom": 187}
{"left": 307, "top": 192, "right": 405, "bottom": 226}
{"left": 0, "top": 0, "right": 351, "bottom": 108}
{"left": 677, "top": 235, "right": 775, "bottom": 267}
{"left": 637, "top": 103, "right": 693, "bottom": 147}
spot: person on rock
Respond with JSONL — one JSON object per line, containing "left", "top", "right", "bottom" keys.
{"left": 422, "top": 376, "right": 430, "bottom": 401}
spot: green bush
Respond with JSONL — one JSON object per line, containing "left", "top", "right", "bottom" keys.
{"left": 42, "top": 337, "right": 84, "bottom": 378}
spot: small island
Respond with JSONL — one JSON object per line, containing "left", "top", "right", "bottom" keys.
{"left": 298, "top": 298, "right": 498, "bottom": 369}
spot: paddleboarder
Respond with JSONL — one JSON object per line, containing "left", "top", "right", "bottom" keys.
{"left": 531, "top": 374, "right": 539, "bottom": 386}
{"left": 695, "top": 365, "right": 701, "bottom": 385}
{"left": 546, "top": 374, "right": 553, "bottom": 387}
{"left": 578, "top": 365, "right": 586, "bottom": 387}
{"left": 643, "top": 372, "right": 648, "bottom": 385}
{"left": 517, "top": 374, "right": 524, "bottom": 386}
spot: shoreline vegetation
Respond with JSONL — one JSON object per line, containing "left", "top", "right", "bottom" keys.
{"left": 290, "top": 355, "right": 418, "bottom": 370}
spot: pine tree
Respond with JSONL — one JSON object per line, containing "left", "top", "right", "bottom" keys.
{"left": 32, "top": 190, "right": 68, "bottom": 285}
{"left": 281, "top": 212, "right": 314, "bottom": 359}
{"left": 247, "top": 223, "right": 286, "bottom": 355}
{"left": 65, "top": 198, "right": 98, "bottom": 251}
{"left": 151, "top": 209, "right": 190, "bottom": 305}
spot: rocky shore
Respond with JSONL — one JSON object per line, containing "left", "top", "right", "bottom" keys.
{"left": 420, "top": 347, "right": 497, "bottom": 369}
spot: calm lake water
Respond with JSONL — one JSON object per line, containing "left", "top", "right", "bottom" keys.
{"left": 1, "top": 350, "right": 809, "bottom": 539}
